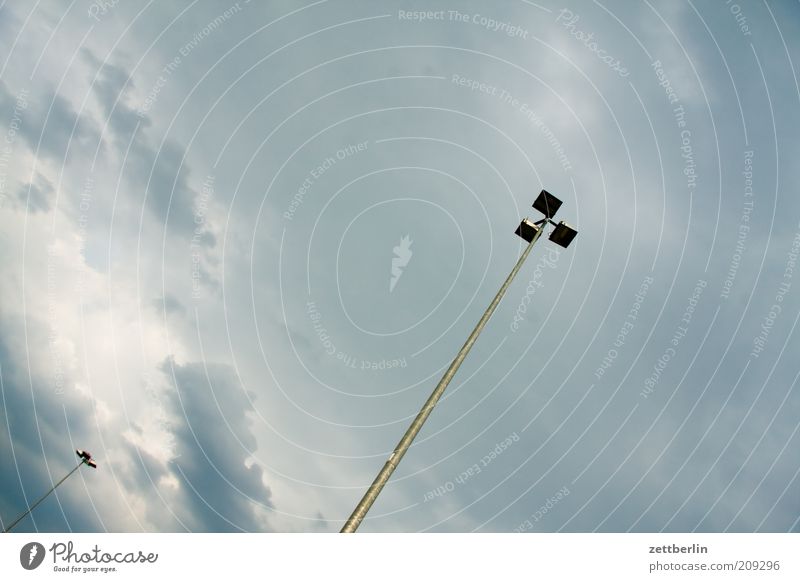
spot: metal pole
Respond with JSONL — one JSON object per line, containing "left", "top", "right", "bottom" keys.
{"left": 3, "top": 460, "right": 86, "bottom": 533}
{"left": 341, "top": 224, "right": 546, "bottom": 532}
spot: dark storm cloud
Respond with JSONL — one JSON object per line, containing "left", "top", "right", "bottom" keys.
{"left": 159, "top": 358, "right": 274, "bottom": 532}
{"left": 80, "top": 47, "right": 151, "bottom": 141}
{"left": 115, "top": 437, "right": 191, "bottom": 532}
{"left": 80, "top": 48, "right": 201, "bottom": 239}
{"left": 132, "top": 138, "right": 200, "bottom": 235}
{"left": 0, "top": 80, "right": 98, "bottom": 163}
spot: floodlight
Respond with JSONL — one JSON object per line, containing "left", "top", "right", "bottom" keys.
{"left": 76, "top": 449, "right": 97, "bottom": 467}
{"left": 549, "top": 221, "right": 578, "bottom": 248}
{"left": 514, "top": 218, "right": 540, "bottom": 243}
{"left": 340, "top": 187, "right": 578, "bottom": 534}
{"left": 532, "top": 190, "right": 562, "bottom": 218}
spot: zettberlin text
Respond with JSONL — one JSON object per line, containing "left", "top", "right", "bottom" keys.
{"left": 649, "top": 544, "right": 708, "bottom": 554}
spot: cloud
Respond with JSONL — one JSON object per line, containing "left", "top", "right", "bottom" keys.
{"left": 0, "top": 81, "right": 98, "bottom": 164}
{"left": 159, "top": 357, "right": 274, "bottom": 532}
{"left": 153, "top": 293, "right": 186, "bottom": 316}
{"left": 80, "top": 48, "right": 152, "bottom": 142}
{"left": 16, "top": 173, "right": 54, "bottom": 213}
{"left": 80, "top": 48, "right": 203, "bottom": 240}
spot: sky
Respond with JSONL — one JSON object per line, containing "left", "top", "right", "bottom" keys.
{"left": 0, "top": 0, "right": 798, "bottom": 533}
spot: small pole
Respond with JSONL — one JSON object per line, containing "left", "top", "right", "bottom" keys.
{"left": 3, "top": 450, "right": 97, "bottom": 533}
{"left": 3, "top": 461, "right": 84, "bottom": 533}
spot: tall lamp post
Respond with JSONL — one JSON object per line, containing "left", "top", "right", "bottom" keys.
{"left": 2, "top": 449, "right": 97, "bottom": 533}
{"left": 340, "top": 190, "right": 577, "bottom": 532}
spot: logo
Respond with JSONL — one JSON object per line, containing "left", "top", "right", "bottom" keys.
{"left": 389, "top": 235, "right": 413, "bottom": 292}
{"left": 20, "top": 542, "right": 46, "bottom": 570}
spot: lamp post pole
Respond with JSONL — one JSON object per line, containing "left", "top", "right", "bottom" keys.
{"left": 340, "top": 222, "right": 547, "bottom": 533}
{"left": 2, "top": 450, "right": 97, "bottom": 533}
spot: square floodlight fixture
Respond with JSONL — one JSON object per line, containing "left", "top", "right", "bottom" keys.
{"left": 549, "top": 221, "right": 578, "bottom": 248}
{"left": 533, "top": 190, "right": 562, "bottom": 219}
{"left": 514, "top": 218, "right": 540, "bottom": 243}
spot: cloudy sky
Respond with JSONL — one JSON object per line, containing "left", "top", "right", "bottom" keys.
{"left": 1, "top": 0, "right": 798, "bottom": 533}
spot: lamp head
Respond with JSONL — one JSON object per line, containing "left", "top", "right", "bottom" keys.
{"left": 532, "top": 190, "right": 563, "bottom": 219}
{"left": 549, "top": 221, "right": 578, "bottom": 248}
{"left": 514, "top": 218, "right": 540, "bottom": 243}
